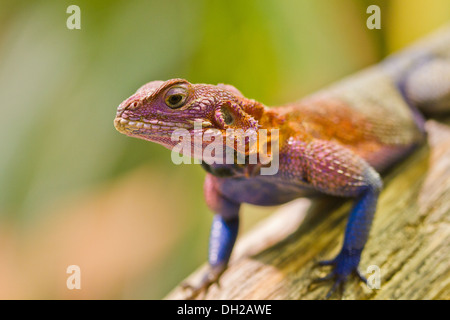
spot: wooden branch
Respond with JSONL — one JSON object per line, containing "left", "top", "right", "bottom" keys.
{"left": 166, "top": 119, "right": 450, "bottom": 300}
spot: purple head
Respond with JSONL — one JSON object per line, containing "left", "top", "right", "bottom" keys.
{"left": 114, "top": 79, "right": 265, "bottom": 155}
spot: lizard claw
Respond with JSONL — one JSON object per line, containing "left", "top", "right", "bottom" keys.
{"left": 312, "top": 268, "right": 346, "bottom": 299}
{"left": 180, "top": 266, "right": 225, "bottom": 300}
{"left": 313, "top": 249, "right": 364, "bottom": 299}
{"left": 312, "top": 272, "right": 335, "bottom": 283}
{"left": 180, "top": 282, "right": 208, "bottom": 300}
{"left": 316, "top": 258, "right": 335, "bottom": 266}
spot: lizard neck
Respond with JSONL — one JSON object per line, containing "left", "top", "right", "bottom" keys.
{"left": 240, "top": 98, "right": 285, "bottom": 130}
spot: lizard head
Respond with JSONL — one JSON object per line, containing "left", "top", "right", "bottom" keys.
{"left": 114, "top": 78, "right": 267, "bottom": 159}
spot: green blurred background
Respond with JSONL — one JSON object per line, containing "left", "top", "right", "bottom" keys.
{"left": 0, "top": 0, "right": 448, "bottom": 299}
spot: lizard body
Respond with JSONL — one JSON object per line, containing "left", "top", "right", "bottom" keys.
{"left": 114, "top": 26, "right": 450, "bottom": 298}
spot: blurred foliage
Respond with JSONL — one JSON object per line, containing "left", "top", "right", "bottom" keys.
{"left": 0, "top": 0, "right": 448, "bottom": 299}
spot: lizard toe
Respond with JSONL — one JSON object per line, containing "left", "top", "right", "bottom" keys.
{"left": 313, "top": 249, "right": 363, "bottom": 299}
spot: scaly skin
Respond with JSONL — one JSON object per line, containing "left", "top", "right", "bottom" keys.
{"left": 114, "top": 26, "right": 450, "bottom": 299}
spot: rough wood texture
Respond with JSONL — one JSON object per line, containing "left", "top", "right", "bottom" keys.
{"left": 166, "top": 120, "right": 450, "bottom": 300}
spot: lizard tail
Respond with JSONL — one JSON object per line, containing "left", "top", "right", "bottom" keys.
{"left": 401, "top": 58, "right": 450, "bottom": 116}
{"left": 382, "top": 24, "right": 450, "bottom": 131}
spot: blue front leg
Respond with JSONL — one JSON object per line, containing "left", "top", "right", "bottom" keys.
{"left": 209, "top": 214, "right": 239, "bottom": 270}
{"left": 318, "top": 179, "right": 382, "bottom": 297}
{"left": 182, "top": 174, "right": 240, "bottom": 298}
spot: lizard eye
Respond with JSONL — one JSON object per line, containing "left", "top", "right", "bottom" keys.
{"left": 165, "top": 86, "right": 188, "bottom": 109}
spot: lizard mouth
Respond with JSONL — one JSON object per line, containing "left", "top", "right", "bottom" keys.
{"left": 114, "top": 117, "right": 212, "bottom": 135}
{"left": 114, "top": 117, "right": 161, "bottom": 132}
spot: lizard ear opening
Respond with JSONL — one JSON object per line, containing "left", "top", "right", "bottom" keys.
{"left": 215, "top": 101, "right": 259, "bottom": 130}
{"left": 220, "top": 105, "right": 235, "bottom": 125}
{"left": 214, "top": 101, "right": 261, "bottom": 156}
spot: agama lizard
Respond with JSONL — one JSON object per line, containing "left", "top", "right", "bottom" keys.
{"left": 114, "top": 26, "right": 450, "bottom": 299}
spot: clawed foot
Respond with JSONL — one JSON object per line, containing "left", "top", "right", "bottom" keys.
{"left": 312, "top": 249, "right": 366, "bottom": 299}
{"left": 180, "top": 266, "right": 225, "bottom": 300}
